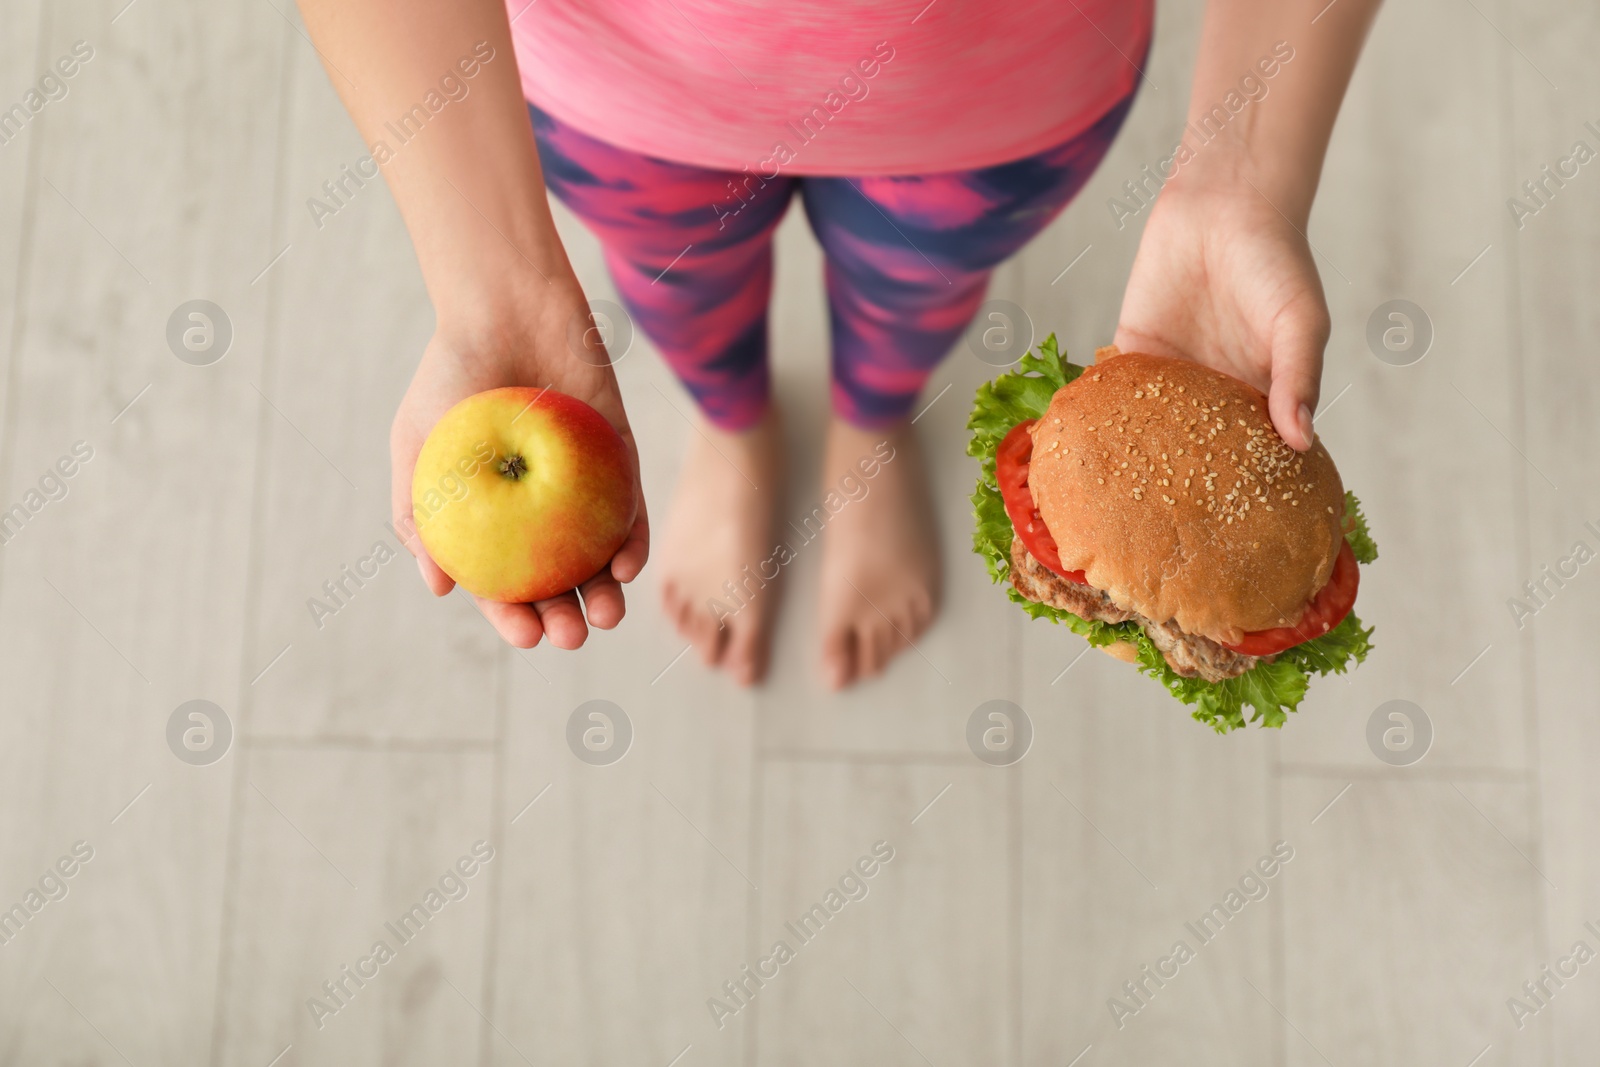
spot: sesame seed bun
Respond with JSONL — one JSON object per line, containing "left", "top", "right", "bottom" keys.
{"left": 1026, "top": 349, "right": 1345, "bottom": 644}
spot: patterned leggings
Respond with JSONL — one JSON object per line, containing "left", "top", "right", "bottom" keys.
{"left": 531, "top": 96, "right": 1134, "bottom": 430}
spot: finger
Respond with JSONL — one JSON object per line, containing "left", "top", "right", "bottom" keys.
{"left": 476, "top": 597, "right": 545, "bottom": 649}
{"left": 390, "top": 415, "right": 455, "bottom": 596}
{"left": 611, "top": 444, "right": 650, "bottom": 584}
{"left": 611, "top": 504, "right": 650, "bottom": 584}
{"left": 534, "top": 590, "right": 589, "bottom": 650}
{"left": 1267, "top": 304, "right": 1329, "bottom": 452}
{"left": 579, "top": 569, "right": 626, "bottom": 630}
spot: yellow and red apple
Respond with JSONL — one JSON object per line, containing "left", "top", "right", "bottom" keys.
{"left": 412, "top": 387, "right": 637, "bottom": 603}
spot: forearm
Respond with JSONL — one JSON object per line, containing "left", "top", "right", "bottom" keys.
{"left": 295, "top": 0, "right": 570, "bottom": 331}
{"left": 1173, "top": 0, "right": 1382, "bottom": 224}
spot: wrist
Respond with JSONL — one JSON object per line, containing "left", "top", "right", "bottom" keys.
{"left": 1162, "top": 150, "right": 1316, "bottom": 230}
{"left": 433, "top": 263, "right": 582, "bottom": 338}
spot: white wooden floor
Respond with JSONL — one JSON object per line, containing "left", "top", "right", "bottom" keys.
{"left": 1, "top": 0, "right": 1596, "bottom": 1064}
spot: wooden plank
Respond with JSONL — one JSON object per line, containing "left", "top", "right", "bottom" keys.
{"left": 1503, "top": 0, "right": 1600, "bottom": 1060}
{"left": 0, "top": 0, "right": 285, "bottom": 1063}
{"left": 243, "top": 36, "right": 498, "bottom": 743}
{"left": 1272, "top": 0, "right": 1530, "bottom": 770}
{"left": 214, "top": 748, "right": 497, "bottom": 1067}
{"left": 1017, "top": 660, "right": 1281, "bottom": 1064}
{"left": 484, "top": 641, "right": 759, "bottom": 1067}
{"left": 752, "top": 760, "right": 1011, "bottom": 1065}
{"left": 0, "top": 0, "right": 45, "bottom": 451}
{"left": 478, "top": 198, "right": 760, "bottom": 1067}
{"left": 1279, "top": 776, "right": 1547, "bottom": 1065}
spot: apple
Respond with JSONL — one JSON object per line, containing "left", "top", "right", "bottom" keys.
{"left": 411, "top": 387, "right": 637, "bottom": 603}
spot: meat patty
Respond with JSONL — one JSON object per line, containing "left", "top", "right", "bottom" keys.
{"left": 1008, "top": 539, "right": 1260, "bottom": 683}
{"left": 1010, "top": 538, "right": 1135, "bottom": 623}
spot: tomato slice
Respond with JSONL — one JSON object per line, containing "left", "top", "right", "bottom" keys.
{"left": 1224, "top": 540, "right": 1360, "bottom": 656}
{"left": 996, "top": 419, "right": 1087, "bottom": 584}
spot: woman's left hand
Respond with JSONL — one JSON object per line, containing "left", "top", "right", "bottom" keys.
{"left": 1113, "top": 182, "right": 1331, "bottom": 452}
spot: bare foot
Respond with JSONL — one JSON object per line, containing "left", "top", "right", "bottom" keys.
{"left": 658, "top": 410, "right": 783, "bottom": 685}
{"left": 817, "top": 418, "right": 941, "bottom": 689}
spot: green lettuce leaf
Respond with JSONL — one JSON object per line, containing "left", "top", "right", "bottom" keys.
{"left": 967, "top": 335, "right": 1378, "bottom": 732}
{"left": 1342, "top": 490, "right": 1379, "bottom": 564}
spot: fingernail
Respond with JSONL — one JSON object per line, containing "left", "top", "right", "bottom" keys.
{"left": 1296, "top": 403, "right": 1314, "bottom": 448}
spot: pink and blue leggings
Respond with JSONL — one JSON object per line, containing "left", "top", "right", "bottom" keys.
{"left": 531, "top": 97, "right": 1134, "bottom": 430}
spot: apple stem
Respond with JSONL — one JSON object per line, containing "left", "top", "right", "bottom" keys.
{"left": 498, "top": 455, "right": 527, "bottom": 480}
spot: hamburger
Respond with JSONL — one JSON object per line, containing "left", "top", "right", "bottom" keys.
{"left": 968, "top": 337, "right": 1376, "bottom": 731}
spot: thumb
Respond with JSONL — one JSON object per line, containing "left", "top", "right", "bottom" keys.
{"left": 1267, "top": 303, "right": 1329, "bottom": 452}
{"left": 390, "top": 411, "right": 456, "bottom": 597}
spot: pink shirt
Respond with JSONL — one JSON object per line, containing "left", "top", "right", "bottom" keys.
{"left": 509, "top": 0, "right": 1153, "bottom": 176}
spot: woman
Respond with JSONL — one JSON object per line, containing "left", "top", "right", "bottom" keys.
{"left": 297, "top": 0, "right": 1379, "bottom": 688}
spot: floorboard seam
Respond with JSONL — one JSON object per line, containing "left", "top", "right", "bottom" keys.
{"left": 205, "top": 20, "right": 298, "bottom": 1065}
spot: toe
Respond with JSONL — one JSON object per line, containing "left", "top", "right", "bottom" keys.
{"left": 896, "top": 607, "right": 925, "bottom": 647}
{"left": 690, "top": 604, "right": 728, "bottom": 666}
{"left": 723, "top": 616, "right": 769, "bottom": 687}
{"left": 862, "top": 621, "right": 895, "bottom": 680}
{"left": 821, "top": 620, "right": 857, "bottom": 690}
{"left": 664, "top": 585, "right": 700, "bottom": 644}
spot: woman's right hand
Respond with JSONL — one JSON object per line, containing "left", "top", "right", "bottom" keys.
{"left": 292, "top": 0, "right": 649, "bottom": 647}
{"left": 391, "top": 280, "right": 650, "bottom": 650}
